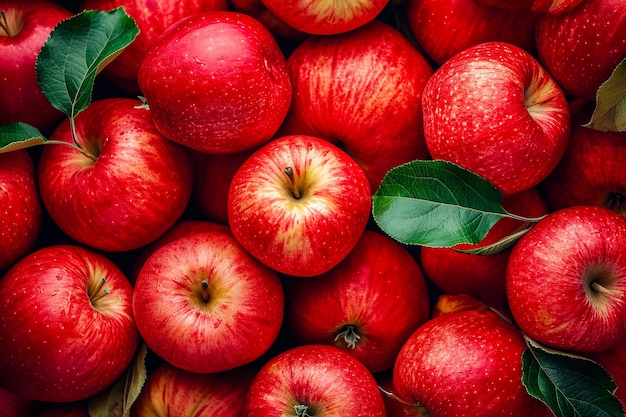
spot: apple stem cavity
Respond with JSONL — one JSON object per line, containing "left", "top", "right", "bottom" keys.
{"left": 0, "top": 10, "right": 17, "bottom": 37}
{"left": 294, "top": 404, "right": 313, "bottom": 417}
{"left": 201, "top": 279, "right": 210, "bottom": 303}
{"left": 89, "top": 277, "right": 111, "bottom": 303}
{"left": 604, "top": 192, "right": 625, "bottom": 214}
{"left": 334, "top": 324, "right": 361, "bottom": 349}
{"left": 284, "top": 167, "right": 302, "bottom": 199}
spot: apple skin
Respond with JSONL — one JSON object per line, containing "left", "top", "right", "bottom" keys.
{"left": 0, "top": 386, "right": 35, "bottom": 417}
{"left": 259, "top": 0, "right": 388, "bottom": 35}
{"left": 37, "top": 97, "right": 194, "bottom": 252}
{"left": 278, "top": 19, "right": 433, "bottom": 191}
{"left": 0, "top": 244, "right": 140, "bottom": 403}
{"left": 535, "top": 0, "right": 626, "bottom": 102}
{"left": 420, "top": 187, "right": 549, "bottom": 308}
{"left": 475, "top": 0, "right": 584, "bottom": 13}
{"left": 405, "top": 0, "right": 537, "bottom": 65}
{"left": 227, "top": 134, "right": 372, "bottom": 277}
{"left": 230, "top": 0, "right": 307, "bottom": 42}
{"left": 137, "top": 11, "right": 292, "bottom": 155}
{"left": 131, "top": 362, "right": 256, "bottom": 417}
{"left": 506, "top": 205, "right": 626, "bottom": 353}
{"left": 541, "top": 102, "right": 626, "bottom": 216}
{"left": 422, "top": 41, "right": 570, "bottom": 196}
{"left": 0, "top": 0, "right": 70, "bottom": 135}
{"left": 282, "top": 230, "right": 431, "bottom": 374}
{"left": 0, "top": 149, "right": 42, "bottom": 272}
{"left": 80, "top": 0, "right": 229, "bottom": 94}
{"left": 393, "top": 309, "right": 548, "bottom": 417}
{"left": 132, "top": 231, "right": 285, "bottom": 374}
{"left": 242, "top": 344, "right": 386, "bottom": 417}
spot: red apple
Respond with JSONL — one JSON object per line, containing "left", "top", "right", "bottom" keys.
{"left": 535, "top": 0, "right": 626, "bottom": 101}
{"left": 131, "top": 362, "right": 256, "bottom": 417}
{"left": 227, "top": 134, "right": 371, "bottom": 277}
{"left": 278, "top": 19, "right": 434, "bottom": 191}
{"left": 0, "top": 0, "right": 71, "bottom": 134}
{"left": 0, "top": 244, "right": 139, "bottom": 403}
{"left": 137, "top": 11, "right": 292, "bottom": 154}
{"left": 392, "top": 309, "right": 548, "bottom": 417}
{"left": 80, "top": 0, "right": 230, "bottom": 94}
{"left": 0, "top": 386, "right": 34, "bottom": 417}
{"left": 475, "top": 0, "right": 584, "bottom": 13}
{"left": 37, "top": 97, "right": 194, "bottom": 252}
{"left": 132, "top": 231, "right": 284, "bottom": 374}
{"left": 507, "top": 205, "right": 626, "bottom": 353}
{"left": 0, "top": 149, "right": 42, "bottom": 272}
{"left": 405, "top": 0, "right": 537, "bottom": 65}
{"left": 230, "top": 0, "right": 307, "bottom": 42}
{"left": 420, "top": 187, "right": 549, "bottom": 308}
{"left": 259, "top": 0, "right": 388, "bottom": 35}
{"left": 190, "top": 148, "right": 255, "bottom": 224}
{"left": 541, "top": 101, "right": 626, "bottom": 216}
{"left": 282, "top": 230, "right": 431, "bottom": 373}
{"left": 242, "top": 344, "right": 386, "bottom": 416}
{"left": 422, "top": 41, "right": 570, "bottom": 196}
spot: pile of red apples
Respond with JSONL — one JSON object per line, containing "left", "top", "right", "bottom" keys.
{"left": 1, "top": 0, "right": 625, "bottom": 416}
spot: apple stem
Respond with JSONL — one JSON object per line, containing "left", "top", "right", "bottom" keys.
{"left": 590, "top": 281, "right": 621, "bottom": 297}
{"left": 334, "top": 324, "right": 361, "bottom": 349}
{"left": 294, "top": 404, "right": 312, "bottom": 417}
{"left": 284, "top": 167, "right": 301, "bottom": 199}
{"left": 89, "top": 277, "right": 110, "bottom": 303}
{"left": 378, "top": 386, "right": 431, "bottom": 415}
{"left": 201, "top": 280, "right": 210, "bottom": 302}
{"left": 42, "top": 139, "right": 98, "bottom": 162}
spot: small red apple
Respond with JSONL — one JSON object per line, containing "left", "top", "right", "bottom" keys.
{"left": 132, "top": 231, "right": 285, "bottom": 373}
{"left": 227, "top": 134, "right": 372, "bottom": 277}
{"left": 422, "top": 41, "right": 570, "bottom": 196}
{"left": 0, "top": 244, "right": 139, "bottom": 403}
{"left": 0, "top": 0, "right": 70, "bottom": 134}
{"left": 507, "top": 205, "right": 626, "bottom": 353}
{"left": 137, "top": 11, "right": 292, "bottom": 154}
{"left": 283, "top": 230, "right": 431, "bottom": 373}
{"left": 242, "top": 344, "right": 386, "bottom": 416}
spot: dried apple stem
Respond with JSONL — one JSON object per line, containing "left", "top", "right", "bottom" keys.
{"left": 284, "top": 167, "right": 301, "bottom": 199}
{"left": 294, "top": 404, "right": 312, "bottom": 417}
{"left": 201, "top": 280, "right": 210, "bottom": 302}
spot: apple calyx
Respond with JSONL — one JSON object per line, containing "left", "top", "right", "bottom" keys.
{"left": 284, "top": 166, "right": 302, "bottom": 199}
{"left": 294, "top": 404, "right": 313, "bottom": 417}
{"left": 201, "top": 279, "right": 210, "bottom": 303}
{"left": 0, "top": 9, "right": 21, "bottom": 37}
{"left": 334, "top": 324, "right": 361, "bottom": 349}
{"left": 603, "top": 192, "right": 625, "bottom": 215}
{"left": 378, "top": 386, "right": 431, "bottom": 416}
{"left": 89, "top": 277, "right": 111, "bottom": 304}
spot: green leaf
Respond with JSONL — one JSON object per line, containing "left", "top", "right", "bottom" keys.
{"left": 522, "top": 338, "right": 624, "bottom": 417}
{"left": 0, "top": 122, "right": 47, "bottom": 152}
{"left": 584, "top": 58, "right": 626, "bottom": 132}
{"left": 35, "top": 7, "right": 139, "bottom": 119}
{"left": 372, "top": 159, "right": 510, "bottom": 247}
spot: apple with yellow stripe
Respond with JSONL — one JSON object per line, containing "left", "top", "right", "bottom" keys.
{"left": 228, "top": 134, "right": 371, "bottom": 277}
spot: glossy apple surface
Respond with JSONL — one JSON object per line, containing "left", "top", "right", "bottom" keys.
{"left": 283, "top": 230, "right": 430, "bottom": 373}
{"left": 260, "top": 0, "right": 388, "bottom": 35}
{"left": 535, "top": 0, "right": 626, "bottom": 101}
{"left": 138, "top": 11, "right": 292, "bottom": 154}
{"left": 37, "top": 97, "right": 194, "bottom": 252}
{"left": 393, "top": 309, "right": 548, "bottom": 417}
{"left": 131, "top": 362, "right": 256, "bottom": 417}
{"left": 422, "top": 41, "right": 570, "bottom": 196}
{"left": 279, "top": 20, "right": 433, "bottom": 191}
{"left": 0, "top": 244, "right": 139, "bottom": 402}
{"left": 133, "top": 231, "right": 284, "bottom": 373}
{"left": 228, "top": 134, "right": 371, "bottom": 277}
{"left": 507, "top": 205, "right": 626, "bottom": 353}
{"left": 0, "top": 0, "right": 70, "bottom": 134}
{"left": 0, "top": 149, "right": 42, "bottom": 272}
{"left": 405, "top": 0, "right": 537, "bottom": 65}
{"left": 541, "top": 102, "right": 626, "bottom": 216}
{"left": 242, "top": 344, "right": 386, "bottom": 416}
{"left": 80, "top": 0, "right": 229, "bottom": 93}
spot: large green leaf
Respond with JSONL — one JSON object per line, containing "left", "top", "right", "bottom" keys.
{"left": 0, "top": 122, "right": 46, "bottom": 153}
{"left": 522, "top": 338, "right": 624, "bottom": 417}
{"left": 35, "top": 7, "right": 139, "bottom": 119}
{"left": 584, "top": 58, "right": 626, "bottom": 132}
{"left": 372, "top": 160, "right": 510, "bottom": 247}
